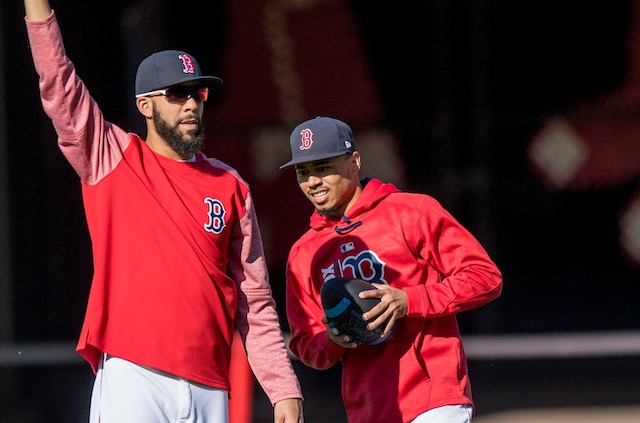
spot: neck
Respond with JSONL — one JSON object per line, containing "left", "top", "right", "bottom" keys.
{"left": 145, "top": 133, "right": 190, "bottom": 160}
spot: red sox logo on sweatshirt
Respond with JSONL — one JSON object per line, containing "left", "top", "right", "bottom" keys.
{"left": 299, "top": 128, "right": 313, "bottom": 150}
{"left": 204, "top": 197, "right": 226, "bottom": 234}
{"left": 321, "top": 249, "right": 389, "bottom": 285}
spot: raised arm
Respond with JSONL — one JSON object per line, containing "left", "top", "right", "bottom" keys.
{"left": 24, "top": 0, "right": 51, "bottom": 21}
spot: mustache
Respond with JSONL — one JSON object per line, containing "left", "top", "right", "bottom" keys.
{"left": 179, "top": 114, "right": 200, "bottom": 124}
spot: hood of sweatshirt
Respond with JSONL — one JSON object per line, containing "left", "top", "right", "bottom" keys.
{"left": 309, "top": 178, "right": 400, "bottom": 234}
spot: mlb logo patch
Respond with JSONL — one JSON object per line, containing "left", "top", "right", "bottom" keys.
{"left": 340, "top": 242, "right": 355, "bottom": 253}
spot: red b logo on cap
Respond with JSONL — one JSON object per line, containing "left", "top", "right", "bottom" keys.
{"left": 300, "top": 129, "right": 313, "bottom": 150}
{"left": 179, "top": 54, "right": 196, "bottom": 74}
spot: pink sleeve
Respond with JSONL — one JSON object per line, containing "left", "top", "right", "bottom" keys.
{"left": 26, "top": 11, "right": 131, "bottom": 185}
{"left": 229, "top": 192, "right": 303, "bottom": 404}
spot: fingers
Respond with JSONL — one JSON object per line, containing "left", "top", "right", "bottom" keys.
{"left": 323, "top": 283, "right": 405, "bottom": 347}
{"left": 274, "top": 398, "right": 304, "bottom": 423}
{"left": 361, "top": 302, "right": 385, "bottom": 322}
{"left": 326, "top": 323, "right": 358, "bottom": 348}
{"left": 361, "top": 284, "right": 408, "bottom": 323}
{"left": 380, "top": 313, "right": 397, "bottom": 337}
{"left": 358, "top": 285, "right": 385, "bottom": 299}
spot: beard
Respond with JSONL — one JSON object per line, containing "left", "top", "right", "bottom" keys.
{"left": 152, "top": 107, "right": 205, "bottom": 158}
{"left": 317, "top": 206, "right": 338, "bottom": 216}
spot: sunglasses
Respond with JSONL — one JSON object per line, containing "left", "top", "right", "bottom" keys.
{"left": 136, "top": 86, "right": 209, "bottom": 103}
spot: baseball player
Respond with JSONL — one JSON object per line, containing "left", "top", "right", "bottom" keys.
{"left": 281, "top": 117, "right": 502, "bottom": 423}
{"left": 23, "top": 0, "right": 304, "bottom": 422}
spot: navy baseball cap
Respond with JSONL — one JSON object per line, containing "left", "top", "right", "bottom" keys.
{"left": 135, "top": 50, "right": 223, "bottom": 96}
{"left": 280, "top": 117, "right": 356, "bottom": 169}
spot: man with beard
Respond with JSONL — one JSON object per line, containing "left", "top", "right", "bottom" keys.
{"left": 22, "top": 0, "right": 304, "bottom": 422}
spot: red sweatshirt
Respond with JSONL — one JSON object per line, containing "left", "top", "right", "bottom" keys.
{"left": 286, "top": 178, "right": 502, "bottom": 422}
{"left": 26, "top": 11, "right": 302, "bottom": 404}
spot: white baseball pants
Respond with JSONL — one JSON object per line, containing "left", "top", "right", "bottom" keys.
{"left": 411, "top": 405, "right": 474, "bottom": 423}
{"left": 89, "top": 355, "right": 229, "bottom": 423}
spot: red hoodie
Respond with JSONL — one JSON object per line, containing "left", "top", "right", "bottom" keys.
{"left": 286, "top": 178, "right": 502, "bottom": 423}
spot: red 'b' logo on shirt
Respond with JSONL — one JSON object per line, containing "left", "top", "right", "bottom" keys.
{"left": 179, "top": 54, "right": 196, "bottom": 74}
{"left": 300, "top": 129, "right": 313, "bottom": 150}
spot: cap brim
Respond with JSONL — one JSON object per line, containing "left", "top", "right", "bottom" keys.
{"left": 198, "top": 76, "right": 224, "bottom": 90}
{"left": 177, "top": 76, "right": 223, "bottom": 90}
{"left": 279, "top": 152, "right": 347, "bottom": 169}
{"left": 143, "top": 76, "right": 223, "bottom": 94}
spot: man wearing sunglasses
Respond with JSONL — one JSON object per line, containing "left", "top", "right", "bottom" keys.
{"left": 23, "top": 0, "right": 304, "bottom": 422}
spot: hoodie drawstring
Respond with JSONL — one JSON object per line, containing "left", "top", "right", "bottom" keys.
{"left": 335, "top": 215, "right": 362, "bottom": 234}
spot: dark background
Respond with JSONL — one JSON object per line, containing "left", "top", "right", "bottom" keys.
{"left": 1, "top": 0, "right": 639, "bottom": 422}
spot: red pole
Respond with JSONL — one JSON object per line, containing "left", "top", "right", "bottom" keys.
{"left": 228, "top": 330, "right": 254, "bottom": 423}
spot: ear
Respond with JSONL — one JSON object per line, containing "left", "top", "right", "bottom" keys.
{"left": 350, "top": 151, "right": 362, "bottom": 174}
{"left": 136, "top": 97, "right": 154, "bottom": 118}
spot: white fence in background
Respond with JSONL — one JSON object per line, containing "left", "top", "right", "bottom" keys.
{"left": 1, "top": 330, "right": 639, "bottom": 367}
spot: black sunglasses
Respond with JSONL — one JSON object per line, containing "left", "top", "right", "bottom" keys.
{"left": 136, "top": 86, "right": 209, "bottom": 103}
